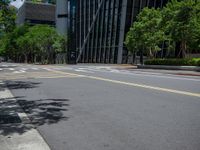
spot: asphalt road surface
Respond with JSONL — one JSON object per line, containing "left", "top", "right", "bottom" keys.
{"left": 0, "top": 63, "right": 200, "bottom": 150}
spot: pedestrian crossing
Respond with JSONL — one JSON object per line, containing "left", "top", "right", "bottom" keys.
{"left": 1, "top": 63, "right": 199, "bottom": 81}
{"left": 0, "top": 64, "right": 123, "bottom": 74}
{"left": 0, "top": 67, "right": 41, "bottom": 73}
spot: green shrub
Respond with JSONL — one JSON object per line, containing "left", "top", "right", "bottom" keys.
{"left": 144, "top": 58, "right": 200, "bottom": 66}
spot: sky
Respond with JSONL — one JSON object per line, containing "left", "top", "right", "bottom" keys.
{"left": 10, "top": 0, "right": 24, "bottom": 9}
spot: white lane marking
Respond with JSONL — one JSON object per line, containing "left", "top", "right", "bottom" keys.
{"left": 2, "top": 65, "right": 8, "bottom": 67}
{"left": 21, "top": 68, "right": 27, "bottom": 70}
{"left": 0, "top": 68, "right": 2, "bottom": 71}
{"left": 8, "top": 68, "right": 15, "bottom": 71}
{"left": 82, "top": 67, "right": 200, "bottom": 82}
{"left": 13, "top": 71, "right": 21, "bottom": 73}
{"left": 110, "top": 69, "right": 120, "bottom": 73}
{"left": 13, "top": 70, "right": 26, "bottom": 73}
{"left": 32, "top": 68, "right": 39, "bottom": 70}
{"left": 0, "top": 82, "right": 51, "bottom": 150}
{"left": 20, "top": 70, "right": 26, "bottom": 73}
{"left": 75, "top": 69, "right": 94, "bottom": 73}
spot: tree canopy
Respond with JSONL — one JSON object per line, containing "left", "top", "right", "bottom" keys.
{"left": 0, "top": 0, "right": 16, "bottom": 34}
{"left": 0, "top": 25, "right": 67, "bottom": 63}
{"left": 125, "top": 0, "right": 200, "bottom": 59}
{"left": 125, "top": 8, "right": 165, "bottom": 58}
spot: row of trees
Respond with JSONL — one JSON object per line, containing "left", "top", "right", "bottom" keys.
{"left": 125, "top": 0, "right": 200, "bottom": 62}
{"left": 0, "top": 24, "right": 67, "bottom": 63}
{"left": 0, "top": 0, "right": 67, "bottom": 64}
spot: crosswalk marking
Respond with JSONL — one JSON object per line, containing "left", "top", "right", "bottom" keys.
{"left": 32, "top": 68, "right": 39, "bottom": 70}
{"left": 74, "top": 69, "right": 94, "bottom": 73}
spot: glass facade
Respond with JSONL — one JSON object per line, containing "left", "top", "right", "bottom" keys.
{"left": 73, "top": 0, "right": 168, "bottom": 64}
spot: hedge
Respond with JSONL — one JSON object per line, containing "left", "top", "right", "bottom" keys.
{"left": 144, "top": 58, "right": 200, "bottom": 66}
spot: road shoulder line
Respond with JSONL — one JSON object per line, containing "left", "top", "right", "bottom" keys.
{"left": 46, "top": 69, "right": 200, "bottom": 98}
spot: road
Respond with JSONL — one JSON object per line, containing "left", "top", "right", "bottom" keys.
{"left": 0, "top": 63, "right": 200, "bottom": 150}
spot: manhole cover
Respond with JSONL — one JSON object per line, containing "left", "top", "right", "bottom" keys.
{"left": 0, "top": 113, "right": 21, "bottom": 124}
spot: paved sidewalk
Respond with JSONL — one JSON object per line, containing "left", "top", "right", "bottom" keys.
{"left": 0, "top": 81, "right": 51, "bottom": 150}
{"left": 110, "top": 64, "right": 200, "bottom": 77}
{"left": 138, "top": 65, "right": 200, "bottom": 71}
{"left": 131, "top": 68, "right": 200, "bottom": 77}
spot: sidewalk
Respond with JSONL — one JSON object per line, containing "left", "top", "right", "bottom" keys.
{"left": 137, "top": 65, "right": 200, "bottom": 71}
{"left": 113, "top": 65, "right": 200, "bottom": 77}
{"left": 0, "top": 81, "right": 50, "bottom": 150}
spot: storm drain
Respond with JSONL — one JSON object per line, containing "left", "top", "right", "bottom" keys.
{"left": 0, "top": 113, "right": 22, "bottom": 124}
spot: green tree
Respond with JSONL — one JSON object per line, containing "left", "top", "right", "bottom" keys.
{"left": 16, "top": 25, "right": 66, "bottom": 64}
{"left": 125, "top": 0, "right": 200, "bottom": 61}
{"left": 53, "top": 35, "right": 68, "bottom": 54}
{"left": 0, "top": 0, "right": 16, "bottom": 57}
{"left": 0, "top": 0, "right": 16, "bottom": 34}
{"left": 162, "top": 0, "right": 200, "bottom": 58}
{"left": 0, "top": 24, "right": 29, "bottom": 60}
{"left": 125, "top": 8, "right": 165, "bottom": 63}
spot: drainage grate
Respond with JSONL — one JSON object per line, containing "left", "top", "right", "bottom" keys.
{"left": 0, "top": 113, "right": 22, "bottom": 124}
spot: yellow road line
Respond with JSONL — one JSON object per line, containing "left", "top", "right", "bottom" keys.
{"left": 47, "top": 69, "right": 200, "bottom": 98}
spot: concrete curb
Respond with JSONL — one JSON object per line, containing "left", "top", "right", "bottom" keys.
{"left": 137, "top": 65, "right": 200, "bottom": 71}
{"left": 0, "top": 81, "right": 51, "bottom": 150}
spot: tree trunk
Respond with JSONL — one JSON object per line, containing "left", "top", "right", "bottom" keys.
{"left": 149, "top": 48, "right": 153, "bottom": 58}
{"left": 24, "top": 54, "right": 28, "bottom": 63}
{"left": 132, "top": 52, "right": 136, "bottom": 64}
{"left": 140, "top": 49, "right": 143, "bottom": 65}
{"left": 181, "top": 40, "right": 186, "bottom": 58}
{"left": 178, "top": 40, "right": 187, "bottom": 58}
{"left": 34, "top": 55, "right": 37, "bottom": 63}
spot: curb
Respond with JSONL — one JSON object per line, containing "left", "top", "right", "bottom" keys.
{"left": 0, "top": 82, "right": 51, "bottom": 150}
{"left": 137, "top": 65, "right": 200, "bottom": 71}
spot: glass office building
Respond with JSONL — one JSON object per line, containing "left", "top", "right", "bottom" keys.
{"left": 68, "top": 0, "right": 168, "bottom": 64}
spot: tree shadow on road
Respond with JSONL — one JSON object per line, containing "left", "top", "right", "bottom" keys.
{"left": 0, "top": 80, "right": 41, "bottom": 91}
{"left": 0, "top": 97, "right": 70, "bottom": 136}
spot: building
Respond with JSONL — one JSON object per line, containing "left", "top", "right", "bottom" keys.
{"left": 16, "top": 1, "right": 56, "bottom": 26}
{"left": 56, "top": 0, "right": 68, "bottom": 35}
{"left": 76, "top": 0, "right": 168, "bottom": 64}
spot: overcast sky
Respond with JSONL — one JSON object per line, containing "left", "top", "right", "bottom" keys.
{"left": 10, "top": 0, "right": 24, "bottom": 8}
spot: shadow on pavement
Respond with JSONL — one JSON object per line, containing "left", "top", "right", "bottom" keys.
{"left": 0, "top": 65, "right": 17, "bottom": 69}
{"left": 0, "top": 80, "right": 41, "bottom": 91}
{"left": 5, "top": 81, "right": 41, "bottom": 90}
{"left": 0, "top": 97, "right": 70, "bottom": 136}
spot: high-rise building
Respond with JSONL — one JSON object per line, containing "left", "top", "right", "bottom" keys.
{"left": 58, "top": 0, "right": 168, "bottom": 64}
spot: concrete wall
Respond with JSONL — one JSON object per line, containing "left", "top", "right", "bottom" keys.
{"left": 16, "top": 3, "right": 25, "bottom": 25}
{"left": 56, "top": 0, "right": 68, "bottom": 35}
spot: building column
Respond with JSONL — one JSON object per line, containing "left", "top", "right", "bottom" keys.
{"left": 56, "top": 0, "right": 68, "bottom": 35}
{"left": 117, "top": 0, "right": 128, "bottom": 64}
